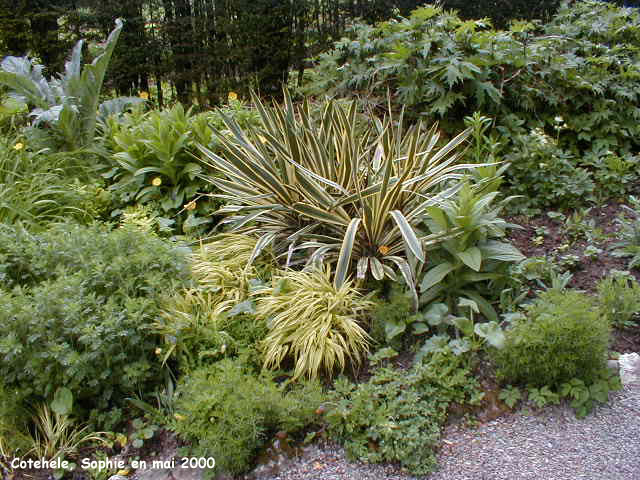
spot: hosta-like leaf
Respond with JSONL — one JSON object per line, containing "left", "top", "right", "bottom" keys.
{"left": 474, "top": 321, "right": 505, "bottom": 349}
{"left": 457, "top": 246, "right": 482, "bottom": 271}
{"left": 420, "top": 261, "right": 454, "bottom": 291}
{"left": 480, "top": 240, "right": 526, "bottom": 262}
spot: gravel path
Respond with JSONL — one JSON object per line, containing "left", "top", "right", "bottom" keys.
{"left": 268, "top": 383, "right": 640, "bottom": 480}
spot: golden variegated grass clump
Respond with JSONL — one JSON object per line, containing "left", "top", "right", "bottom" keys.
{"left": 257, "top": 267, "right": 374, "bottom": 379}
{"left": 155, "top": 234, "right": 265, "bottom": 366}
{"left": 190, "top": 233, "right": 261, "bottom": 305}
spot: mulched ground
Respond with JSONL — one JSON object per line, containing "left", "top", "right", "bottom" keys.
{"left": 507, "top": 200, "right": 640, "bottom": 353}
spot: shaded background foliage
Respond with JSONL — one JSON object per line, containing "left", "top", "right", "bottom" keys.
{"left": 4, "top": 0, "right": 631, "bottom": 106}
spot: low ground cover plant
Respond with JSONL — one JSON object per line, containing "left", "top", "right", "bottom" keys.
{"left": 327, "top": 349, "right": 484, "bottom": 475}
{"left": 171, "top": 358, "right": 325, "bottom": 475}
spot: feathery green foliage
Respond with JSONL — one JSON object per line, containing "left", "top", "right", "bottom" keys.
{"left": 172, "top": 359, "right": 325, "bottom": 475}
{"left": 0, "top": 223, "right": 189, "bottom": 427}
{"left": 327, "top": 350, "right": 483, "bottom": 475}
{"left": 492, "top": 290, "right": 610, "bottom": 388}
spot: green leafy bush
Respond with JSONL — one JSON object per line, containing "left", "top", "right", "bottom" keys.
{"left": 0, "top": 223, "right": 190, "bottom": 425}
{"left": 171, "top": 359, "right": 325, "bottom": 475}
{"left": 304, "top": 1, "right": 640, "bottom": 212}
{"left": 597, "top": 273, "right": 640, "bottom": 329}
{"left": 101, "top": 99, "right": 262, "bottom": 234}
{"left": 326, "top": 350, "right": 483, "bottom": 475}
{"left": 420, "top": 182, "right": 525, "bottom": 320}
{"left": 492, "top": 290, "right": 610, "bottom": 388}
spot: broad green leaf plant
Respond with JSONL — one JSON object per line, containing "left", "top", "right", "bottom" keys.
{"left": 199, "top": 92, "right": 487, "bottom": 297}
{"left": 0, "top": 19, "right": 142, "bottom": 150}
{"left": 419, "top": 182, "right": 525, "bottom": 320}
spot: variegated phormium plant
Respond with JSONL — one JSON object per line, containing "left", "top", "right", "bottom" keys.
{"left": 198, "top": 92, "right": 489, "bottom": 300}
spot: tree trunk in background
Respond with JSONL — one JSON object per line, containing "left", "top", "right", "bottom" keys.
{"left": 164, "top": 0, "right": 193, "bottom": 104}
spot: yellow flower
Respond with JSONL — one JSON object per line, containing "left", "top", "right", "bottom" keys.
{"left": 116, "top": 470, "right": 130, "bottom": 477}
{"left": 139, "top": 91, "right": 149, "bottom": 100}
{"left": 378, "top": 245, "right": 390, "bottom": 255}
{"left": 152, "top": 177, "right": 162, "bottom": 186}
{"left": 228, "top": 91, "right": 238, "bottom": 102}
{"left": 13, "top": 142, "right": 24, "bottom": 150}
{"left": 185, "top": 200, "right": 196, "bottom": 211}
{"left": 155, "top": 347, "right": 162, "bottom": 355}
{"left": 174, "top": 413, "right": 186, "bottom": 421}
{"left": 257, "top": 135, "right": 267, "bottom": 144}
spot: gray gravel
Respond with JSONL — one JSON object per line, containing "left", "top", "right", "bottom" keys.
{"left": 268, "top": 383, "right": 640, "bottom": 480}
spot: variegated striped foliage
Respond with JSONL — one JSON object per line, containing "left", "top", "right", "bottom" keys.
{"left": 198, "top": 92, "right": 489, "bottom": 297}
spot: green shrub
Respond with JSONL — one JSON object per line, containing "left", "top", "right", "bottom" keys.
{"left": 420, "top": 182, "right": 525, "bottom": 320}
{"left": 0, "top": 223, "right": 190, "bottom": 426}
{"left": 326, "top": 350, "right": 483, "bottom": 475}
{"left": 492, "top": 290, "right": 610, "bottom": 388}
{"left": 597, "top": 273, "right": 640, "bottom": 329}
{"left": 101, "top": 99, "right": 262, "bottom": 235}
{"left": 304, "top": 1, "right": 640, "bottom": 212}
{"left": 171, "top": 359, "right": 325, "bottom": 475}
